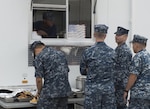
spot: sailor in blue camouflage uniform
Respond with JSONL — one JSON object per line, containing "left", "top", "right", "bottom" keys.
{"left": 114, "top": 26, "right": 132, "bottom": 109}
{"left": 30, "top": 41, "right": 71, "bottom": 109}
{"left": 124, "top": 35, "right": 150, "bottom": 109}
{"left": 80, "top": 24, "right": 116, "bottom": 109}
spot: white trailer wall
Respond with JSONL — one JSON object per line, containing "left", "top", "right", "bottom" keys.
{"left": 95, "top": 0, "right": 150, "bottom": 52}
{"left": 95, "top": 0, "right": 131, "bottom": 49}
{"left": 0, "top": 0, "right": 34, "bottom": 86}
{"left": 0, "top": 0, "right": 150, "bottom": 87}
{"left": 132, "top": 0, "right": 150, "bottom": 52}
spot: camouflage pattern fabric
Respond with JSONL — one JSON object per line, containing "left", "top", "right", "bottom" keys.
{"left": 33, "top": 47, "right": 71, "bottom": 109}
{"left": 37, "top": 97, "right": 68, "bottom": 109}
{"left": 114, "top": 43, "right": 132, "bottom": 108}
{"left": 128, "top": 49, "right": 150, "bottom": 108}
{"left": 128, "top": 98, "right": 150, "bottom": 109}
{"left": 80, "top": 42, "right": 116, "bottom": 109}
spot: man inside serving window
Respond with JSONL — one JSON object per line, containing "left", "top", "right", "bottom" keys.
{"left": 33, "top": 11, "right": 57, "bottom": 38}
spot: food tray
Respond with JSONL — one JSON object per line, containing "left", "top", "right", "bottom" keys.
{"left": 0, "top": 97, "right": 33, "bottom": 103}
{"left": 0, "top": 97, "right": 15, "bottom": 103}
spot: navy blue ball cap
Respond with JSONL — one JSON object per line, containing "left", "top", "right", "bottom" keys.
{"left": 30, "top": 41, "right": 45, "bottom": 51}
{"left": 130, "top": 34, "right": 148, "bottom": 44}
{"left": 94, "top": 24, "right": 109, "bottom": 34}
{"left": 43, "top": 12, "right": 54, "bottom": 21}
{"left": 114, "top": 26, "right": 129, "bottom": 35}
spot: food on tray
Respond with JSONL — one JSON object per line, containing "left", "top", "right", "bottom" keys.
{"left": 30, "top": 97, "right": 38, "bottom": 104}
{"left": 15, "top": 91, "right": 33, "bottom": 99}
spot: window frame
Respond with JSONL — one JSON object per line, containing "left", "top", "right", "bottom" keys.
{"left": 29, "top": 0, "right": 95, "bottom": 46}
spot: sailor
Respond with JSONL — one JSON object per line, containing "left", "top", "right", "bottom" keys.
{"left": 80, "top": 24, "right": 116, "bottom": 109}
{"left": 124, "top": 35, "right": 150, "bottom": 109}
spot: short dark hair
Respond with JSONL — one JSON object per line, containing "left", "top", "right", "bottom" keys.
{"left": 30, "top": 41, "right": 45, "bottom": 51}
{"left": 95, "top": 32, "right": 106, "bottom": 38}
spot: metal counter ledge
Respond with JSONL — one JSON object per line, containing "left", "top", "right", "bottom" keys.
{"left": 0, "top": 97, "right": 84, "bottom": 109}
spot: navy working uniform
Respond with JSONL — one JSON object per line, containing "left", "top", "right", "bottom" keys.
{"left": 114, "top": 27, "right": 132, "bottom": 108}
{"left": 80, "top": 24, "right": 116, "bottom": 109}
{"left": 127, "top": 35, "right": 150, "bottom": 109}
{"left": 31, "top": 41, "right": 71, "bottom": 109}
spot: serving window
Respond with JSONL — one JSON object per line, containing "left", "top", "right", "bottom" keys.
{"left": 32, "top": 0, "right": 67, "bottom": 39}
{"left": 33, "top": 9, "right": 66, "bottom": 38}
{"left": 31, "top": 0, "right": 92, "bottom": 40}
